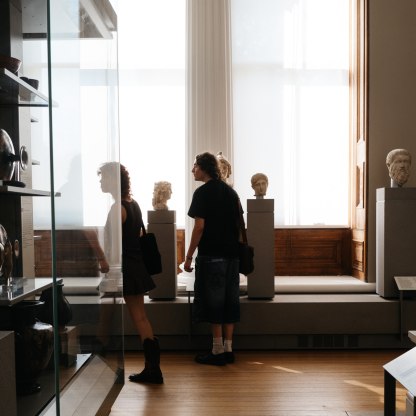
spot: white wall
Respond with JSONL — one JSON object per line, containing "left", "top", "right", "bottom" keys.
{"left": 367, "top": 0, "right": 416, "bottom": 281}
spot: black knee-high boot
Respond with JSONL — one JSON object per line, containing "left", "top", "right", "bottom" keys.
{"left": 129, "top": 338, "right": 163, "bottom": 384}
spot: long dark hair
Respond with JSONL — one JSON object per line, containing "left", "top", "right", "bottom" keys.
{"left": 98, "top": 162, "right": 132, "bottom": 200}
{"left": 195, "top": 152, "right": 220, "bottom": 180}
{"left": 120, "top": 164, "right": 132, "bottom": 200}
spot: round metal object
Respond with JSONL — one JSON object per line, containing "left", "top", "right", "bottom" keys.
{"left": 0, "top": 129, "right": 15, "bottom": 181}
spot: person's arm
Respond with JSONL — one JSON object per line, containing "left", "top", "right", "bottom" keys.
{"left": 83, "top": 228, "right": 110, "bottom": 274}
{"left": 121, "top": 204, "right": 127, "bottom": 224}
{"left": 184, "top": 217, "right": 204, "bottom": 272}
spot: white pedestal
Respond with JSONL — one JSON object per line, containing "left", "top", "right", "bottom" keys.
{"left": 0, "top": 331, "right": 16, "bottom": 416}
{"left": 148, "top": 210, "right": 177, "bottom": 299}
{"left": 376, "top": 188, "right": 416, "bottom": 298}
{"left": 246, "top": 199, "right": 275, "bottom": 299}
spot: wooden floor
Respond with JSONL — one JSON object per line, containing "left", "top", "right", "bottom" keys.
{"left": 109, "top": 349, "right": 408, "bottom": 416}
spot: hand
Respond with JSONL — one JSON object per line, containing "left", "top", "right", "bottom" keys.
{"left": 184, "top": 258, "right": 193, "bottom": 273}
{"left": 99, "top": 258, "right": 110, "bottom": 274}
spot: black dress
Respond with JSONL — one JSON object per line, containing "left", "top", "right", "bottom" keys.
{"left": 121, "top": 199, "right": 156, "bottom": 295}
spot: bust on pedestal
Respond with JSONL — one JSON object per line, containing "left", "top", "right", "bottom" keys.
{"left": 377, "top": 149, "right": 415, "bottom": 297}
{"left": 246, "top": 173, "right": 275, "bottom": 299}
{"left": 148, "top": 182, "right": 177, "bottom": 299}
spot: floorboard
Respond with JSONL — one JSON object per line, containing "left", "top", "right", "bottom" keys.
{"left": 109, "top": 349, "right": 409, "bottom": 416}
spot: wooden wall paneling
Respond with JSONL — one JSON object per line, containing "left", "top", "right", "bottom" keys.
{"left": 35, "top": 228, "right": 352, "bottom": 278}
{"left": 275, "top": 228, "right": 352, "bottom": 276}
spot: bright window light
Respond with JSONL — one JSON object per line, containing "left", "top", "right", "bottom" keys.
{"left": 231, "top": 0, "right": 350, "bottom": 226}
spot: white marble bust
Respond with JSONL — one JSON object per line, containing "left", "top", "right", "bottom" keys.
{"left": 251, "top": 172, "right": 269, "bottom": 198}
{"left": 216, "top": 151, "right": 232, "bottom": 185}
{"left": 152, "top": 181, "right": 172, "bottom": 210}
{"left": 386, "top": 149, "right": 412, "bottom": 188}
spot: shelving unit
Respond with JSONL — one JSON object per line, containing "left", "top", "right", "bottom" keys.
{"left": 0, "top": 182, "right": 51, "bottom": 196}
{"left": 0, "top": 68, "right": 50, "bottom": 106}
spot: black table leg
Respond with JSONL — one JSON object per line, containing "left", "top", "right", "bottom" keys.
{"left": 384, "top": 370, "right": 396, "bottom": 416}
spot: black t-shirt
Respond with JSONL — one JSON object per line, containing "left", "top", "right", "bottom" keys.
{"left": 188, "top": 179, "right": 240, "bottom": 258}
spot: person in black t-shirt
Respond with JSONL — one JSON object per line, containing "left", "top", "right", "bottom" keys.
{"left": 185, "top": 152, "right": 241, "bottom": 366}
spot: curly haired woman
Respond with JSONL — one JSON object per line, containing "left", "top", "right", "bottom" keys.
{"left": 98, "top": 162, "right": 163, "bottom": 384}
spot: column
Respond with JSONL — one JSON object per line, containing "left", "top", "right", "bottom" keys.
{"left": 246, "top": 199, "right": 275, "bottom": 299}
{"left": 148, "top": 210, "right": 177, "bottom": 300}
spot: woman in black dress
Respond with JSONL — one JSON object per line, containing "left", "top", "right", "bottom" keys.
{"left": 98, "top": 162, "right": 163, "bottom": 384}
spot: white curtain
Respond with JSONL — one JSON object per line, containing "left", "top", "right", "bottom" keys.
{"left": 231, "top": 0, "right": 350, "bottom": 226}
{"left": 186, "top": 0, "right": 233, "bottom": 246}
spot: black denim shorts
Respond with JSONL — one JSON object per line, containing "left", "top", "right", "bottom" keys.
{"left": 192, "top": 256, "right": 240, "bottom": 324}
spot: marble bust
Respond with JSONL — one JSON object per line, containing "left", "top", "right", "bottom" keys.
{"left": 251, "top": 172, "right": 269, "bottom": 198}
{"left": 216, "top": 151, "right": 232, "bottom": 185}
{"left": 386, "top": 149, "right": 411, "bottom": 188}
{"left": 152, "top": 181, "right": 172, "bottom": 210}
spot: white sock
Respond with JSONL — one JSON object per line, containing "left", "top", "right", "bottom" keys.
{"left": 212, "top": 337, "right": 224, "bottom": 355}
{"left": 224, "top": 339, "right": 233, "bottom": 353}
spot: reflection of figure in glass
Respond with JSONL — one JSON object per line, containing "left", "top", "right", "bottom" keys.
{"left": 386, "top": 149, "right": 412, "bottom": 188}
{"left": 251, "top": 173, "right": 269, "bottom": 198}
{"left": 216, "top": 151, "right": 232, "bottom": 185}
{"left": 98, "top": 162, "right": 163, "bottom": 384}
{"left": 152, "top": 181, "right": 172, "bottom": 210}
{"left": 82, "top": 229, "right": 109, "bottom": 275}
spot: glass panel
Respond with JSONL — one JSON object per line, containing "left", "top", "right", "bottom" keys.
{"left": 21, "top": 0, "right": 123, "bottom": 414}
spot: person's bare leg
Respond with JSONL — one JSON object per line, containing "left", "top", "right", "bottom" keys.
{"left": 124, "top": 294, "right": 153, "bottom": 341}
{"left": 223, "top": 323, "right": 234, "bottom": 341}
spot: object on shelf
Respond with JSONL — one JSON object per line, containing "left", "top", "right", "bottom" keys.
{"left": 39, "top": 281, "right": 73, "bottom": 329}
{"left": 11, "top": 300, "right": 54, "bottom": 395}
{"left": 20, "top": 76, "right": 39, "bottom": 90}
{"left": 0, "top": 224, "right": 13, "bottom": 287}
{"left": 1, "top": 180, "right": 26, "bottom": 187}
{"left": 0, "top": 129, "right": 16, "bottom": 181}
{"left": 0, "top": 54, "right": 21, "bottom": 73}
{"left": 13, "top": 145, "right": 29, "bottom": 184}
{"left": 0, "top": 130, "right": 29, "bottom": 186}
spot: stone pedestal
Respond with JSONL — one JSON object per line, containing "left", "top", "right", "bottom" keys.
{"left": 376, "top": 188, "right": 416, "bottom": 298}
{"left": 246, "top": 199, "right": 275, "bottom": 299}
{"left": 148, "top": 210, "right": 177, "bottom": 299}
{"left": 0, "top": 331, "right": 16, "bottom": 416}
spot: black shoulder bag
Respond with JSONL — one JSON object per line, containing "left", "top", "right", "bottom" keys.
{"left": 140, "top": 225, "right": 162, "bottom": 275}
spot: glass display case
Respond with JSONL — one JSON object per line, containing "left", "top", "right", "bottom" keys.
{"left": 0, "top": 0, "right": 123, "bottom": 414}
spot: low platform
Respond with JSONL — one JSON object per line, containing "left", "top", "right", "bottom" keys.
{"left": 62, "top": 276, "right": 416, "bottom": 351}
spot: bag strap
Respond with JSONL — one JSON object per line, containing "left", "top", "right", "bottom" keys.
{"left": 238, "top": 199, "right": 248, "bottom": 244}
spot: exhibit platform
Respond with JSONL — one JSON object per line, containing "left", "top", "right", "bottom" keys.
{"left": 59, "top": 275, "right": 416, "bottom": 351}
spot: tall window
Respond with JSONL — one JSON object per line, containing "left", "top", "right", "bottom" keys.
{"left": 117, "top": 0, "right": 186, "bottom": 226}
{"left": 231, "top": 0, "right": 350, "bottom": 226}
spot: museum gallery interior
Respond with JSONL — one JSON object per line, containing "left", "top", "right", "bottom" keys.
{"left": 1, "top": 0, "right": 416, "bottom": 415}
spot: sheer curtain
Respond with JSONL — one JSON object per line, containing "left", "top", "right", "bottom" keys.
{"left": 231, "top": 0, "right": 350, "bottom": 226}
